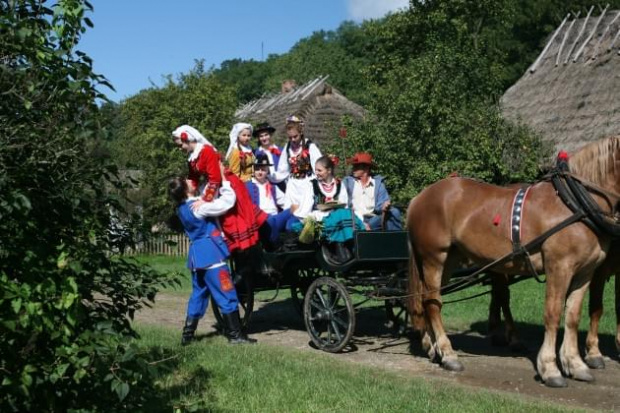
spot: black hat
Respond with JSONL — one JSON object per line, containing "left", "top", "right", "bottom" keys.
{"left": 253, "top": 153, "right": 273, "bottom": 167}
{"left": 253, "top": 122, "right": 276, "bottom": 138}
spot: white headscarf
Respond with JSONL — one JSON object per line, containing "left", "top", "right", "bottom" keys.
{"left": 225, "top": 122, "right": 253, "bottom": 160}
{"left": 171, "top": 125, "right": 213, "bottom": 147}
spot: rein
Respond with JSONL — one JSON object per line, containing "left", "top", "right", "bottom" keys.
{"left": 550, "top": 170, "right": 620, "bottom": 238}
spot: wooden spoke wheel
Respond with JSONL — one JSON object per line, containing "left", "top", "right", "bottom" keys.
{"left": 290, "top": 268, "right": 322, "bottom": 316}
{"left": 303, "top": 277, "right": 355, "bottom": 353}
{"left": 212, "top": 266, "right": 254, "bottom": 331}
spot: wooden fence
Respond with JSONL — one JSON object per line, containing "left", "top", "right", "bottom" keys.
{"left": 131, "top": 233, "right": 190, "bottom": 256}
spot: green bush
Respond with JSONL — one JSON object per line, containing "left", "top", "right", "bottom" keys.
{"left": 0, "top": 2, "right": 177, "bottom": 411}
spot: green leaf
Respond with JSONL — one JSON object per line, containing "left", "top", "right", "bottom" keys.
{"left": 11, "top": 298, "right": 22, "bottom": 314}
{"left": 115, "top": 381, "right": 130, "bottom": 401}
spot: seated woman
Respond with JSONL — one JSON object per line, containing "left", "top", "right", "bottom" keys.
{"left": 293, "top": 155, "right": 364, "bottom": 262}
{"left": 245, "top": 154, "right": 292, "bottom": 250}
{"left": 269, "top": 115, "right": 322, "bottom": 230}
{"left": 168, "top": 175, "right": 256, "bottom": 345}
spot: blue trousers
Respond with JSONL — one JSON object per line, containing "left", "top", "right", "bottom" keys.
{"left": 285, "top": 214, "right": 302, "bottom": 232}
{"left": 365, "top": 208, "right": 403, "bottom": 231}
{"left": 186, "top": 263, "right": 239, "bottom": 320}
{"left": 262, "top": 209, "right": 292, "bottom": 243}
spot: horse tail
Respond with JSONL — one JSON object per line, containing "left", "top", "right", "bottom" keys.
{"left": 407, "top": 235, "right": 426, "bottom": 335}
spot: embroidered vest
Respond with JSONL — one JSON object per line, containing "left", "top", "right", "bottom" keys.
{"left": 286, "top": 140, "right": 313, "bottom": 179}
{"left": 312, "top": 179, "right": 342, "bottom": 204}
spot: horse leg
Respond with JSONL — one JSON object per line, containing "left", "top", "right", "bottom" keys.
{"left": 422, "top": 261, "right": 463, "bottom": 372}
{"left": 499, "top": 277, "right": 526, "bottom": 352}
{"left": 537, "top": 268, "right": 570, "bottom": 387}
{"left": 488, "top": 274, "right": 526, "bottom": 351}
{"left": 585, "top": 269, "right": 606, "bottom": 369}
{"left": 488, "top": 274, "right": 506, "bottom": 346}
{"left": 560, "top": 280, "right": 595, "bottom": 382}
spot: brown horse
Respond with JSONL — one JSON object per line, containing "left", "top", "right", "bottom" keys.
{"left": 488, "top": 243, "right": 620, "bottom": 368}
{"left": 407, "top": 136, "right": 620, "bottom": 387}
{"left": 584, "top": 241, "right": 620, "bottom": 369}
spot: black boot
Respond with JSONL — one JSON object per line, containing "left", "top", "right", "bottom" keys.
{"left": 181, "top": 317, "right": 199, "bottom": 346}
{"left": 222, "top": 310, "right": 257, "bottom": 344}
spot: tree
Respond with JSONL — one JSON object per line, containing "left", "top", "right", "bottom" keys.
{"left": 342, "top": 2, "right": 553, "bottom": 202}
{"left": 0, "top": 1, "right": 176, "bottom": 410}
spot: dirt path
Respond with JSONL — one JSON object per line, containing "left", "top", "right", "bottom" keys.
{"left": 136, "top": 293, "right": 620, "bottom": 411}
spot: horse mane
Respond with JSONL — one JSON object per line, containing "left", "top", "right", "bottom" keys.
{"left": 569, "top": 135, "right": 620, "bottom": 185}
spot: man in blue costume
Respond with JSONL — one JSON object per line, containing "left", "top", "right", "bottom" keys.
{"left": 343, "top": 152, "right": 402, "bottom": 231}
{"left": 169, "top": 175, "right": 257, "bottom": 345}
{"left": 245, "top": 154, "right": 292, "bottom": 250}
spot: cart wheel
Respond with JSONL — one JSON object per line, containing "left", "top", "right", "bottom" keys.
{"left": 385, "top": 300, "right": 409, "bottom": 336}
{"left": 303, "top": 277, "right": 355, "bottom": 353}
{"left": 212, "top": 271, "right": 254, "bottom": 331}
{"left": 290, "top": 268, "right": 321, "bottom": 315}
{"left": 384, "top": 271, "right": 409, "bottom": 336}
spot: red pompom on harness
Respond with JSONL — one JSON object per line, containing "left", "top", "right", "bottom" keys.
{"left": 557, "top": 150, "right": 569, "bottom": 161}
{"left": 492, "top": 214, "right": 501, "bottom": 226}
{"left": 180, "top": 131, "right": 189, "bottom": 142}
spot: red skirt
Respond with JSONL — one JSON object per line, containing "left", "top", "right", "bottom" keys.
{"left": 221, "top": 171, "right": 268, "bottom": 252}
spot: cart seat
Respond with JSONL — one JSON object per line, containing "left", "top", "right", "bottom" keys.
{"left": 354, "top": 230, "right": 408, "bottom": 261}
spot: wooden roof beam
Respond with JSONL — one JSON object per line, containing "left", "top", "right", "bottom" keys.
{"left": 564, "top": 5, "right": 595, "bottom": 65}
{"left": 573, "top": 4, "right": 609, "bottom": 62}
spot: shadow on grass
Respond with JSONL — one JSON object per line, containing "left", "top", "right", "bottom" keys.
{"left": 134, "top": 346, "right": 217, "bottom": 413}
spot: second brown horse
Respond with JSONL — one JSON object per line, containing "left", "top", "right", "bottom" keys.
{"left": 406, "top": 136, "right": 620, "bottom": 387}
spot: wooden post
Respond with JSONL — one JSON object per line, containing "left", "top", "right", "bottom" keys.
{"left": 556, "top": 12, "right": 579, "bottom": 66}
{"left": 564, "top": 6, "right": 595, "bottom": 64}
{"left": 591, "top": 10, "right": 620, "bottom": 59}
{"left": 573, "top": 5, "right": 609, "bottom": 62}
{"left": 530, "top": 13, "right": 570, "bottom": 73}
{"left": 609, "top": 25, "right": 620, "bottom": 52}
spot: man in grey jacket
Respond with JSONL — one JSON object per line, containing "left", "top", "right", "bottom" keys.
{"left": 342, "top": 152, "right": 402, "bottom": 231}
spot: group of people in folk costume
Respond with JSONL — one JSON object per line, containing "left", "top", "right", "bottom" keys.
{"left": 169, "top": 116, "right": 401, "bottom": 346}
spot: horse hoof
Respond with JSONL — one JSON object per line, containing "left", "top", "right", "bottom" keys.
{"left": 572, "top": 369, "right": 595, "bottom": 382}
{"left": 585, "top": 356, "right": 605, "bottom": 370}
{"left": 442, "top": 359, "right": 464, "bottom": 372}
{"left": 544, "top": 376, "right": 568, "bottom": 388}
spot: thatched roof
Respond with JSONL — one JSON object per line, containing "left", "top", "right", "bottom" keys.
{"left": 235, "top": 76, "right": 366, "bottom": 147}
{"left": 501, "top": 8, "right": 620, "bottom": 154}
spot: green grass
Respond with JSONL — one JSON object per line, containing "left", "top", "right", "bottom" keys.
{"left": 441, "top": 277, "right": 618, "bottom": 341}
{"left": 135, "top": 325, "right": 581, "bottom": 413}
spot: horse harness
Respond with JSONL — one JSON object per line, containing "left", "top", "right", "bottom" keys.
{"left": 448, "top": 167, "right": 620, "bottom": 292}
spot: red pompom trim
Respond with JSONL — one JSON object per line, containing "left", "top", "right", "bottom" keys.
{"left": 180, "top": 131, "right": 188, "bottom": 142}
{"left": 557, "top": 150, "right": 569, "bottom": 161}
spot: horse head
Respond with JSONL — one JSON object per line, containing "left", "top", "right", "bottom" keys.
{"left": 569, "top": 135, "right": 620, "bottom": 198}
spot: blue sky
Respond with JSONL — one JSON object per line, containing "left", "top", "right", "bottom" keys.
{"left": 80, "top": 0, "right": 408, "bottom": 102}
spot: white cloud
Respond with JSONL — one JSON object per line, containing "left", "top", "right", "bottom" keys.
{"left": 347, "top": 0, "right": 409, "bottom": 21}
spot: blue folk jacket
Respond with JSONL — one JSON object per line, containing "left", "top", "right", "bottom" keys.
{"left": 177, "top": 200, "right": 229, "bottom": 270}
{"left": 342, "top": 175, "right": 391, "bottom": 215}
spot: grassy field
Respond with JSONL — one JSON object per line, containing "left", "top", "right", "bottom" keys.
{"left": 136, "top": 325, "right": 582, "bottom": 413}
{"left": 129, "top": 254, "right": 617, "bottom": 412}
